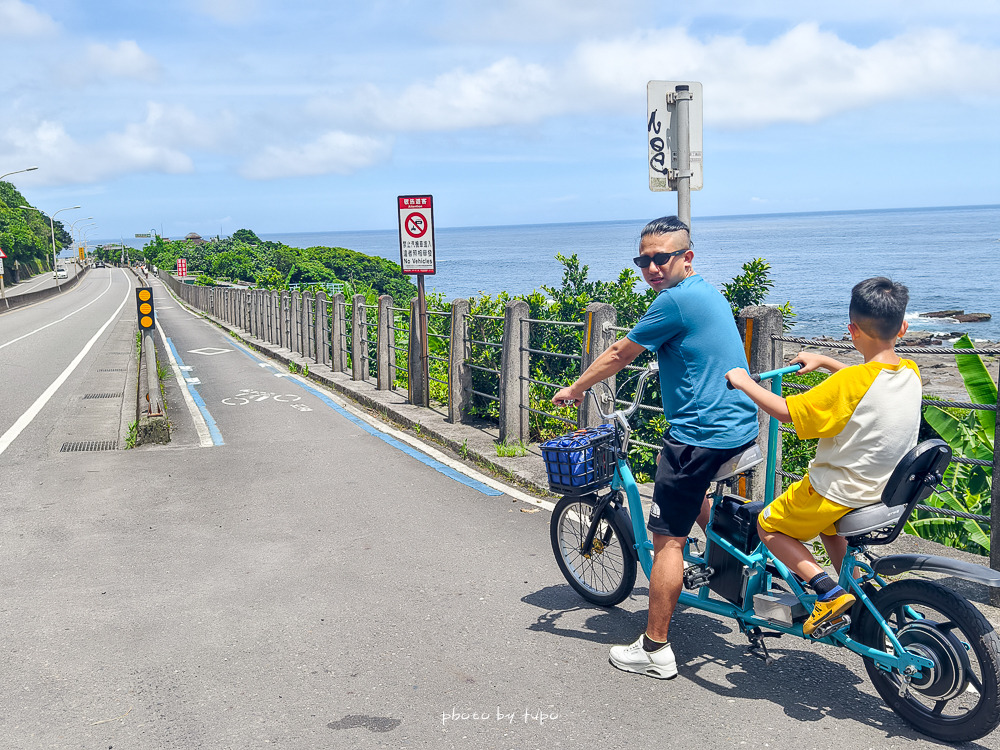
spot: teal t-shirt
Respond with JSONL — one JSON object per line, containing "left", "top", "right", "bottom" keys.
{"left": 626, "top": 274, "right": 759, "bottom": 449}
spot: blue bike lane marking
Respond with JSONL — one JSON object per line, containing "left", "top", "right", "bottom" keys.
{"left": 165, "top": 335, "right": 225, "bottom": 446}
{"left": 230, "top": 342, "right": 503, "bottom": 497}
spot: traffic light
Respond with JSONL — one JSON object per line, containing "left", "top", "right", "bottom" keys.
{"left": 136, "top": 287, "right": 155, "bottom": 331}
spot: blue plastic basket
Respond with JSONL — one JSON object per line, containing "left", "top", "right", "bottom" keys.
{"left": 540, "top": 424, "right": 617, "bottom": 495}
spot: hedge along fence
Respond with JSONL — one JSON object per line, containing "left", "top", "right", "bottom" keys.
{"left": 162, "top": 276, "right": 999, "bottom": 562}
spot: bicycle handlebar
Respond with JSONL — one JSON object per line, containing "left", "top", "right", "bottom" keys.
{"left": 725, "top": 363, "right": 802, "bottom": 389}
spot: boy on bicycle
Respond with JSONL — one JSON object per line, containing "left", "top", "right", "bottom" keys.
{"left": 726, "top": 277, "right": 921, "bottom": 636}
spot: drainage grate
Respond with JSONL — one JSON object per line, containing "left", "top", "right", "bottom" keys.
{"left": 60, "top": 440, "right": 118, "bottom": 452}
{"left": 98, "top": 368, "right": 128, "bottom": 372}
{"left": 83, "top": 393, "right": 124, "bottom": 400}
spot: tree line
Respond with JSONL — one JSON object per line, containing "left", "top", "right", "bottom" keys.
{"left": 0, "top": 181, "right": 72, "bottom": 283}
{"left": 101, "top": 228, "right": 417, "bottom": 303}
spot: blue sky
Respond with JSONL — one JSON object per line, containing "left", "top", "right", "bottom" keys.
{"left": 2, "top": 0, "right": 998, "bottom": 241}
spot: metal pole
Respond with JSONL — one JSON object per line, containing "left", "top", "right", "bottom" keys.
{"left": 674, "top": 84, "right": 692, "bottom": 229}
{"left": 49, "top": 215, "right": 60, "bottom": 291}
{"left": 418, "top": 275, "right": 430, "bottom": 406}
{"left": 986, "top": 359, "right": 1000, "bottom": 606}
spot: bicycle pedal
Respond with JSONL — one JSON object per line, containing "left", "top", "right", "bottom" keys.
{"left": 683, "top": 564, "right": 713, "bottom": 590}
{"left": 810, "top": 614, "right": 851, "bottom": 640}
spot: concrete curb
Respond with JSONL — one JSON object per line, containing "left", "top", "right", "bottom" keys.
{"left": 0, "top": 265, "right": 90, "bottom": 313}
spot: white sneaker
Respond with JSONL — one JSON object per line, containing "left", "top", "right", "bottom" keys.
{"left": 609, "top": 635, "right": 677, "bottom": 679}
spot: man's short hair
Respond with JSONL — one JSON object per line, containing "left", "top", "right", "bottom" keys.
{"left": 640, "top": 216, "right": 693, "bottom": 248}
{"left": 849, "top": 277, "right": 909, "bottom": 340}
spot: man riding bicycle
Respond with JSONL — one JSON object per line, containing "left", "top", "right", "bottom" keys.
{"left": 552, "top": 215, "right": 759, "bottom": 679}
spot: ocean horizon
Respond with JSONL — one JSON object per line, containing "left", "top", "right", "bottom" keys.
{"left": 261, "top": 203, "right": 1000, "bottom": 342}
{"left": 95, "top": 203, "right": 1000, "bottom": 342}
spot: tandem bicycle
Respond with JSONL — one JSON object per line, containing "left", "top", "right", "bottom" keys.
{"left": 545, "top": 362, "right": 1000, "bottom": 743}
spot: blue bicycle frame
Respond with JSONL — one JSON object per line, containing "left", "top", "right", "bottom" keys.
{"left": 607, "top": 364, "right": 933, "bottom": 678}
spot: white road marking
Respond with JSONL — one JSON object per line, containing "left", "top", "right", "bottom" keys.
{"left": 0, "top": 271, "right": 119, "bottom": 351}
{"left": 0, "top": 281, "right": 132, "bottom": 457}
{"left": 188, "top": 347, "right": 232, "bottom": 356}
{"left": 157, "top": 323, "right": 213, "bottom": 447}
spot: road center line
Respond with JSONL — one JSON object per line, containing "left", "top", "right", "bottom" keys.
{"left": 0, "top": 280, "right": 132, "bottom": 458}
{"left": 0, "top": 270, "right": 118, "bottom": 350}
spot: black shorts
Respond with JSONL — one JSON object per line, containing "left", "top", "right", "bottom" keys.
{"left": 648, "top": 432, "right": 756, "bottom": 538}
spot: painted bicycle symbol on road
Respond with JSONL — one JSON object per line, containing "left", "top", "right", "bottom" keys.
{"left": 221, "top": 389, "right": 312, "bottom": 411}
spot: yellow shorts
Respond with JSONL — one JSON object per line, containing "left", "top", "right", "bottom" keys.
{"left": 757, "top": 476, "right": 852, "bottom": 541}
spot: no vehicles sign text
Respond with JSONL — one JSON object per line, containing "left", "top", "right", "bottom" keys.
{"left": 398, "top": 195, "right": 435, "bottom": 275}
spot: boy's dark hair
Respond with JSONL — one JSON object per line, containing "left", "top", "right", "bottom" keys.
{"left": 640, "top": 216, "right": 693, "bottom": 248}
{"left": 849, "top": 277, "right": 909, "bottom": 340}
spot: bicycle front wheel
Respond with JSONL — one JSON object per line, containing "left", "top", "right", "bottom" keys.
{"left": 550, "top": 494, "right": 637, "bottom": 607}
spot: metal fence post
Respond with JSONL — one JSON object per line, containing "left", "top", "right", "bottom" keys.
{"left": 579, "top": 302, "right": 617, "bottom": 428}
{"left": 408, "top": 297, "right": 425, "bottom": 405}
{"left": 499, "top": 299, "right": 529, "bottom": 444}
{"left": 331, "top": 293, "right": 345, "bottom": 372}
{"left": 376, "top": 295, "right": 393, "bottom": 390}
{"left": 737, "top": 305, "right": 783, "bottom": 503}
{"left": 449, "top": 298, "right": 471, "bottom": 424}
{"left": 352, "top": 294, "right": 366, "bottom": 381}
{"left": 315, "top": 291, "right": 328, "bottom": 365}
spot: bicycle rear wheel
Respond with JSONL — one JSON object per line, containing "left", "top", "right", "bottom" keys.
{"left": 550, "top": 494, "right": 637, "bottom": 606}
{"left": 853, "top": 579, "right": 1000, "bottom": 742}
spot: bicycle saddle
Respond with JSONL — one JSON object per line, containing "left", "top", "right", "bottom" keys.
{"left": 712, "top": 444, "right": 764, "bottom": 482}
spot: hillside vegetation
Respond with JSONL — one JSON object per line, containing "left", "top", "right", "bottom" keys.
{"left": 111, "top": 228, "right": 416, "bottom": 302}
{"left": 0, "top": 181, "right": 72, "bottom": 282}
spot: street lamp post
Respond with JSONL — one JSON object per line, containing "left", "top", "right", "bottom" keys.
{"left": 0, "top": 166, "right": 38, "bottom": 181}
{"left": 70, "top": 217, "right": 94, "bottom": 263}
{"left": 79, "top": 225, "right": 97, "bottom": 265}
{"left": 19, "top": 204, "right": 80, "bottom": 290}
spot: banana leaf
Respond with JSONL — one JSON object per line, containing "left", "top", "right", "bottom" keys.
{"left": 923, "top": 406, "right": 994, "bottom": 460}
{"left": 953, "top": 334, "right": 997, "bottom": 435}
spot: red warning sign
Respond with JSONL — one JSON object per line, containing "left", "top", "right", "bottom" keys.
{"left": 397, "top": 195, "right": 435, "bottom": 275}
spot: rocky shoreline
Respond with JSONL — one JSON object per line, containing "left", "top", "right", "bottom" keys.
{"left": 782, "top": 332, "right": 999, "bottom": 403}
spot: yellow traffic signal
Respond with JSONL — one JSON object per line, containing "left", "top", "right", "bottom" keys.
{"left": 136, "top": 287, "right": 155, "bottom": 330}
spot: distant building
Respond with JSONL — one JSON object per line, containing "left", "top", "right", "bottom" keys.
{"left": 184, "top": 232, "right": 207, "bottom": 245}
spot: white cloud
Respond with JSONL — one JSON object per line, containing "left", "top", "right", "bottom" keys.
{"left": 335, "top": 23, "right": 1000, "bottom": 133}
{"left": 240, "top": 131, "right": 392, "bottom": 179}
{"left": 0, "top": 103, "right": 229, "bottom": 183}
{"left": 0, "top": 0, "right": 57, "bottom": 37}
{"left": 78, "top": 41, "right": 161, "bottom": 83}
{"left": 571, "top": 24, "right": 1000, "bottom": 127}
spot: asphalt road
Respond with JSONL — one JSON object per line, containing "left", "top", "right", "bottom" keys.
{"left": 0, "top": 274, "right": 995, "bottom": 749}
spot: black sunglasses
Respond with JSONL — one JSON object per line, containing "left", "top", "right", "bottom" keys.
{"left": 633, "top": 249, "right": 688, "bottom": 268}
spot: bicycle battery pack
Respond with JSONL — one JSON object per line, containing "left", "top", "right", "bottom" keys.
{"left": 708, "top": 495, "right": 765, "bottom": 605}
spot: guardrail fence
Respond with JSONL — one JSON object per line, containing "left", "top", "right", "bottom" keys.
{"left": 160, "top": 277, "right": 999, "bottom": 565}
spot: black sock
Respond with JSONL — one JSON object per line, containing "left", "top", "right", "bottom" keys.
{"left": 643, "top": 634, "right": 667, "bottom": 652}
{"left": 808, "top": 573, "right": 841, "bottom": 599}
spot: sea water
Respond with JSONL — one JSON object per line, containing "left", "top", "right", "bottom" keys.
{"left": 262, "top": 204, "right": 1000, "bottom": 341}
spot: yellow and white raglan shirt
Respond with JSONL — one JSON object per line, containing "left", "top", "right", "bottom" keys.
{"left": 786, "top": 360, "right": 922, "bottom": 508}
